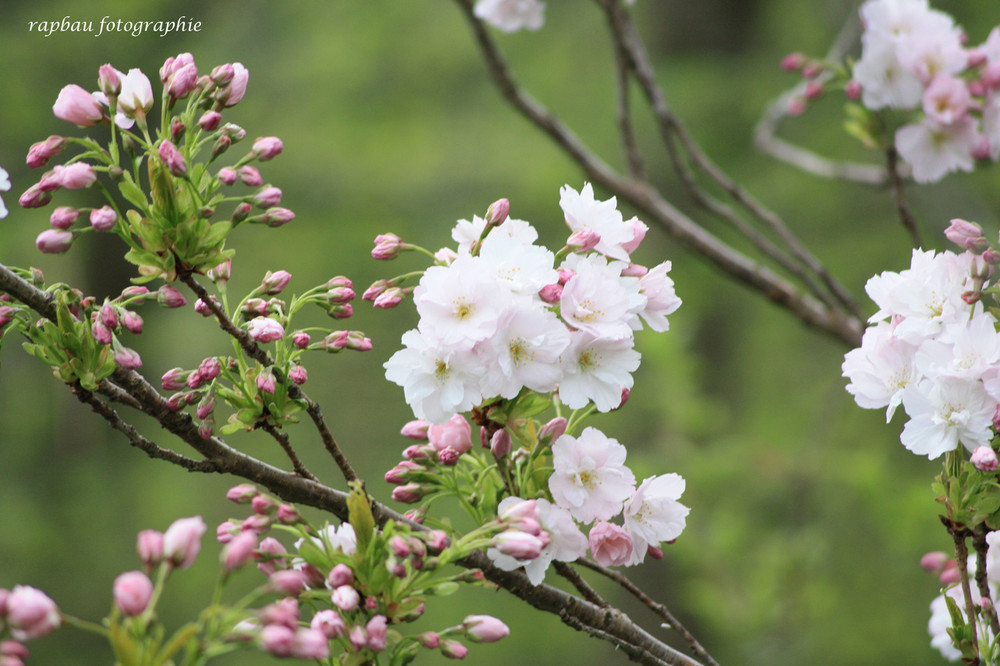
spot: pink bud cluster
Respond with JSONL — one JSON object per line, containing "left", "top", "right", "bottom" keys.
{"left": 0, "top": 586, "right": 61, "bottom": 643}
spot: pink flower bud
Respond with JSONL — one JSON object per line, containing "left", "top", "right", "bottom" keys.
{"left": 166, "top": 63, "right": 198, "bottom": 101}
{"left": 222, "top": 123, "right": 246, "bottom": 140}
{"left": 805, "top": 81, "right": 823, "bottom": 100}
{"left": 392, "top": 483, "right": 424, "bottom": 503}
{"left": 327, "top": 563, "right": 354, "bottom": 589}
{"left": 226, "top": 484, "right": 258, "bottom": 504}
{"left": 270, "top": 570, "right": 309, "bottom": 596}
{"left": 462, "top": 615, "right": 509, "bottom": 643}
{"left": 53, "top": 84, "right": 104, "bottom": 126}
{"left": 372, "top": 233, "right": 406, "bottom": 260}
{"left": 920, "top": 551, "right": 950, "bottom": 573}
{"left": 49, "top": 207, "right": 79, "bottom": 229}
{"left": 331, "top": 585, "right": 360, "bottom": 611}
{"left": 136, "top": 529, "right": 164, "bottom": 568}
{"left": 348, "top": 625, "right": 367, "bottom": 651}
{"left": 327, "top": 285, "right": 356, "bottom": 304}
{"left": 216, "top": 63, "right": 249, "bottom": 107}
{"left": 260, "top": 270, "right": 292, "bottom": 294}
{"left": 99, "top": 63, "right": 122, "bottom": 96}
{"left": 122, "top": 310, "right": 143, "bottom": 334}
{"left": 419, "top": 632, "right": 440, "bottom": 649}
{"left": 157, "top": 285, "right": 187, "bottom": 308}
{"left": 35, "top": 229, "right": 73, "bottom": 254}
{"left": 252, "top": 137, "right": 283, "bottom": 161}
{"left": 217, "top": 167, "right": 237, "bottom": 185}
{"left": 222, "top": 531, "right": 258, "bottom": 571}
{"left": 292, "top": 628, "right": 330, "bottom": 659}
{"left": 972, "top": 446, "right": 999, "bottom": 472}
{"left": 91, "top": 319, "right": 112, "bottom": 345}
{"left": 557, "top": 268, "right": 575, "bottom": 285}
{"left": 567, "top": 228, "right": 601, "bottom": 252}
{"left": 588, "top": 522, "right": 633, "bottom": 567}
{"left": 374, "top": 287, "right": 406, "bottom": 309}
{"left": 363, "top": 279, "right": 388, "bottom": 301}
{"left": 197, "top": 110, "right": 222, "bottom": 132}
{"left": 53, "top": 163, "right": 96, "bottom": 190}
{"left": 538, "top": 283, "right": 563, "bottom": 303}
{"left": 621, "top": 217, "right": 648, "bottom": 255}
{"left": 161, "top": 368, "right": 189, "bottom": 391}
{"left": 288, "top": 365, "right": 308, "bottom": 385}
{"left": 490, "top": 429, "right": 512, "bottom": 459}
{"left": 780, "top": 52, "right": 804, "bottom": 72}
{"left": 18, "top": 184, "right": 52, "bottom": 209}
{"left": 27, "top": 136, "right": 66, "bottom": 169}
{"left": 401, "top": 420, "right": 430, "bottom": 441}
{"left": 787, "top": 96, "right": 807, "bottom": 116}
{"left": 113, "top": 571, "right": 153, "bottom": 616}
{"left": 366, "top": 615, "right": 388, "bottom": 652}
{"left": 114, "top": 347, "right": 143, "bottom": 370}
{"left": 428, "top": 414, "right": 472, "bottom": 454}
{"left": 89, "top": 205, "right": 117, "bottom": 231}
{"left": 492, "top": 531, "right": 544, "bottom": 560}
{"left": 254, "top": 537, "right": 287, "bottom": 576}
{"left": 260, "top": 207, "right": 295, "bottom": 227}
{"left": 622, "top": 263, "right": 648, "bottom": 278}
{"left": 0, "top": 640, "right": 29, "bottom": 661}
{"left": 486, "top": 198, "right": 510, "bottom": 226}
{"left": 538, "top": 417, "right": 567, "bottom": 445}
{"left": 311, "top": 609, "right": 346, "bottom": 639}
{"left": 260, "top": 624, "right": 295, "bottom": 657}
{"left": 276, "top": 504, "right": 300, "bottom": 524}
{"left": 251, "top": 495, "right": 275, "bottom": 515}
{"left": 845, "top": 79, "right": 862, "bottom": 100}
{"left": 257, "top": 370, "right": 276, "bottom": 394}
{"left": 253, "top": 186, "right": 282, "bottom": 208}
{"left": 945, "top": 218, "right": 985, "bottom": 249}
{"left": 940, "top": 560, "right": 961, "bottom": 585}
{"left": 247, "top": 316, "right": 285, "bottom": 342}
{"left": 238, "top": 165, "right": 262, "bottom": 187}
{"left": 162, "top": 516, "right": 206, "bottom": 569}
{"left": 440, "top": 639, "right": 469, "bottom": 659}
{"left": 6, "top": 586, "right": 61, "bottom": 641}
{"left": 216, "top": 521, "right": 238, "bottom": 544}
{"left": 158, "top": 140, "right": 187, "bottom": 177}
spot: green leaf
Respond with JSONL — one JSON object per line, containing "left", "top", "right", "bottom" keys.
{"left": 348, "top": 481, "right": 376, "bottom": 554}
{"left": 118, "top": 178, "right": 149, "bottom": 212}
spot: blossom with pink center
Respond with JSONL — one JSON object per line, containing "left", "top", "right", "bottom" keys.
{"left": 559, "top": 183, "right": 635, "bottom": 261}
{"left": 922, "top": 75, "right": 970, "bottom": 125}
{"left": 473, "top": 0, "right": 545, "bottom": 33}
{"left": 548, "top": 427, "right": 636, "bottom": 523}
{"left": 588, "top": 522, "right": 633, "bottom": 567}
{"left": 113, "top": 571, "right": 154, "bottom": 616}
{"left": 52, "top": 84, "right": 104, "bottom": 126}
{"left": 623, "top": 474, "right": 689, "bottom": 565}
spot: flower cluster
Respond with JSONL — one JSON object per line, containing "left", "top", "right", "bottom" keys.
{"left": 377, "top": 188, "right": 688, "bottom": 584}
{"left": 841, "top": 220, "right": 1000, "bottom": 460}
{"left": 382, "top": 183, "right": 679, "bottom": 424}
{"left": 0, "top": 585, "right": 60, "bottom": 663}
{"left": 785, "top": 0, "right": 1000, "bottom": 182}
{"left": 19, "top": 54, "right": 292, "bottom": 278}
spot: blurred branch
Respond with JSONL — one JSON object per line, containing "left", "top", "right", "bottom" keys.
{"left": 454, "top": 0, "right": 863, "bottom": 347}
{"left": 886, "top": 146, "right": 922, "bottom": 248}
{"left": 0, "top": 259, "right": 705, "bottom": 666}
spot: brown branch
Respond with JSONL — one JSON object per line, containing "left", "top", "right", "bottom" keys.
{"left": 261, "top": 422, "right": 319, "bottom": 482}
{"left": 597, "top": 0, "right": 862, "bottom": 321}
{"left": 610, "top": 26, "right": 646, "bottom": 180}
{"left": 945, "top": 518, "right": 980, "bottom": 658}
{"left": 73, "top": 381, "right": 219, "bottom": 473}
{"left": 972, "top": 524, "right": 1000, "bottom": 639}
{"left": 453, "top": 0, "right": 863, "bottom": 347}
{"left": 577, "top": 558, "right": 720, "bottom": 666}
{"left": 555, "top": 561, "right": 610, "bottom": 609}
{"left": 1, "top": 260, "right": 701, "bottom": 665}
{"left": 178, "top": 273, "right": 358, "bottom": 483}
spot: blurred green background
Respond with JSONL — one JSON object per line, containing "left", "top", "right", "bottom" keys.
{"left": 1, "top": 0, "right": 999, "bottom": 663}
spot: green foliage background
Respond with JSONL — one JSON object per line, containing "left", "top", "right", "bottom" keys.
{"left": 1, "top": 0, "right": 999, "bottom": 663}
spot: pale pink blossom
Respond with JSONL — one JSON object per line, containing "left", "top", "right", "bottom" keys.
{"left": 247, "top": 316, "right": 285, "bottom": 343}
{"left": 842, "top": 321, "right": 919, "bottom": 421}
{"left": 900, "top": 378, "right": 998, "bottom": 458}
{"left": 427, "top": 414, "right": 473, "bottom": 454}
{"left": 972, "top": 446, "right": 999, "bottom": 472}
{"left": 117, "top": 68, "right": 154, "bottom": 121}
{"left": 479, "top": 305, "right": 571, "bottom": 399}
{"left": 463, "top": 615, "right": 510, "bottom": 643}
{"left": 557, "top": 331, "right": 641, "bottom": 412}
{"left": 6, "top": 586, "right": 60, "bottom": 641}
{"left": 35, "top": 229, "right": 73, "bottom": 254}
{"left": 922, "top": 75, "right": 971, "bottom": 125}
{"left": 548, "top": 427, "right": 636, "bottom": 523}
{"left": 488, "top": 498, "right": 587, "bottom": 585}
{"left": 559, "top": 254, "right": 636, "bottom": 340}
{"left": 895, "top": 116, "right": 977, "bottom": 183}
{"left": 623, "top": 474, "right": 689, "bottom": 565}
{"left": 634, "top": 261, "right": 682, "bottom": 332}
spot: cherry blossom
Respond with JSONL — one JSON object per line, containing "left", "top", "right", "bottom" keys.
{"left": 623, "top": 474, "right": 689, "bottom": 565}
{"left": 548, "top": 427, "right": 636, "bottom": 523}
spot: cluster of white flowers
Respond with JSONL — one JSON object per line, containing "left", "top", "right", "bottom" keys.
{"left": 842, "top": 246, "right": 1000, "bottom": 459}
{"left": 384, "top": 182, "right": 680, "bottom": 424}
{"left": 851, "top": 0, "right": 1000, "bottom": 182}
{"left": 488, "top": 428, "right": 689, "bottom": 584}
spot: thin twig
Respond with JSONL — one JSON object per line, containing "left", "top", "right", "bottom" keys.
{"left": 577, "top": 558, "right": 720, "bottom": 666}
{"left": 452, "top": 0, "right": 863, "bottom": 347}
{"left": 946, "top": 518, "right": 980, "bottom": 658}
{"left": 559, "top": 610, "right": 674, "bottom": 666}
{"left": 73, "top": 382, "right": 219, "bottom": 472}
{"left": 886, "top": 146, "right": 922, "bottom": 248}
{"left": 972, "top": 524, "right": 1000, "bottom": 639}
{"left": 599, "top": 0, "right": 862, "bottom": 321}
{"left": 610, "top": 27, "right": 646, "bottom": 180}
{"left": 179, "top": 273, "right": 357, "bottom": 483}
{"left": 261, "top": 422, "right": 319, "bottom": 481}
